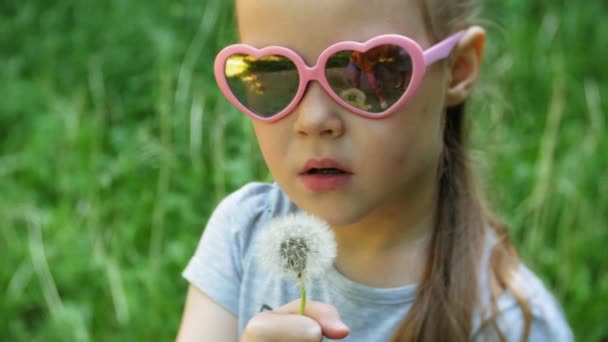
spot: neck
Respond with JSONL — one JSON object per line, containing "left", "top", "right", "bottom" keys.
{"left": 331, "top": 179, "right": 437, "bottom": 287}
{"left": 333, "top": 203, "right": 434, "bottom": 255}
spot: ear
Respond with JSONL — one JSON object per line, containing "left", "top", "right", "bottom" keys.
{"left": 445, "top": 26, "right": 486, "bottom": 106}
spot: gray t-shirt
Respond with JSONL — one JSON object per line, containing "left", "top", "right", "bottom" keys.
{"left": 183, "top": 182, "right": 573, "bottom": 341}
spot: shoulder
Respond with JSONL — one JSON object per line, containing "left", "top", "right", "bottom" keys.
{"left": 509, "top": 265, "right": 573, "bottom": 340}
{"left": 204, "top": 182, "right": 296, "bottom": 253}
{"left": 474, "top": 264, "right": 574, "bottom": 341}
{"left": 182, "top": 182, "right": 296, "bottom": 300}
{"left": 213, "top": 182, "right": 284, "bottom": 217}
{"left": 210, "top": 181, "right": 294, "bottom": 225}
{"left": 182, "top": 182, "right": 295, "bottom": 317}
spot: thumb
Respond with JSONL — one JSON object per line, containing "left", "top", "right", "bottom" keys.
{"left": 276, "top": 299, "right": 350, "bottom": 340}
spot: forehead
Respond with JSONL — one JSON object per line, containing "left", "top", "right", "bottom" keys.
{"left": 236, "top": 0, "right": 430, "bottom": 62}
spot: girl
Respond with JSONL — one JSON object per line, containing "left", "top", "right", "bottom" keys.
{"left": 177, "top": 0, "right": 573, "bottom": 341}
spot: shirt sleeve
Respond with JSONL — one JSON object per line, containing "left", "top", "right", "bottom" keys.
{"left": 182, "top": 183, "right": 270, "bottom": 315}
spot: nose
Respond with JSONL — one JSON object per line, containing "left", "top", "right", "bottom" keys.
{"left": 293, "top": 83, "right": 345, "bottom": 138}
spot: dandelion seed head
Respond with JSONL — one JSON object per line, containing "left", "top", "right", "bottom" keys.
{"left": 257, "top": 213, "right": 336, "bottom": 281}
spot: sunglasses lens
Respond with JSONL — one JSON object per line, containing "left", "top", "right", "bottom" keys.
{"left": 325, "top": 45, "right": 413, "bottom": 114}
{"left": 224, "top": 54, "right": 299, "bottom": 118}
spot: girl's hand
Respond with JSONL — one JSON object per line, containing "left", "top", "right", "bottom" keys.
{"left": 242, "top": 299, "right": 350, "bottom": 342}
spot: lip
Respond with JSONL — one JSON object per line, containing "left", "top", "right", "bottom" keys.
{"left": 298, "top": 158, "right": 354, "bottom": 192}
{"left": 298, "top": 158, "right": 354, "bottom": 175}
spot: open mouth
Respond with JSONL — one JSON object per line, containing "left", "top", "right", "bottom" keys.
{"left": 299, "top": 158, "right": 353, "bottom": 177}
{"left": 306, "top": 168, "right": 348, "bottom": 175}
{"left": 299, "top": 160, "right": 353, "bottom": 191}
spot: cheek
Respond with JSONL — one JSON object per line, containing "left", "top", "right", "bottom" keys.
{"left": 253, "top": 123, "right": 290, "bottom": 171}
{"left": 369, "top": 103, "right": 444, "bottom": 170}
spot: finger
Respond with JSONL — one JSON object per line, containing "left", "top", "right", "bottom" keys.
{"left": 275, "top": 299, "right": 350, "bottom": 340}
{"left": 243, "top": 310, "right": 323, "bottom": 342}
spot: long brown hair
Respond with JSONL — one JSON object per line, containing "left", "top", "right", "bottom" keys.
{"left": 391, "top": 1, "right": 533, "bottom": 340}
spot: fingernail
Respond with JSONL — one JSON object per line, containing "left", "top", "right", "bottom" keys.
{"left": 335, "top": 321, "right": 349, "bottom": 330}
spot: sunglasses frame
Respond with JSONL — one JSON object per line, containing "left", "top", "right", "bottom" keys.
{"left": 214, "top": 31, "right": 465, "bottom": 122}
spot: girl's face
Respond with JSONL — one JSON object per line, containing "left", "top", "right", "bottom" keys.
{"left": 237, "top": 0, "right": 451, "bottom": 227}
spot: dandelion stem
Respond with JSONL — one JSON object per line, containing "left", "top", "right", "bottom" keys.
{"left": 298, "top": 273, "right": 306, "bottom": 315}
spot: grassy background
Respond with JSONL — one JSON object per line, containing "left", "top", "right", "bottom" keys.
{"left": 1, "top": 0, "right": 606, "bottom": 341}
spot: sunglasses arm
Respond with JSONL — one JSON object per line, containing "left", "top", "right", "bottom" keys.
{"left": 423, "top": 31, "right": 465, "bottom": 67}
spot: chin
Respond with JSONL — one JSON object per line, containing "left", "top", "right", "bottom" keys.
{"left": 280, "top": 183, "right": 369, "bottom": 227}
{"left": 298, "top": 202, "right": 366, "bottom": 228}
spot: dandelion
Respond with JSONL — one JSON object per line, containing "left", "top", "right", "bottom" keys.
{"left": 339, "top": 88, "right": 371, "bottom": 111}
{"left": 257, "top": 213, "right": 337, "bottom": 315}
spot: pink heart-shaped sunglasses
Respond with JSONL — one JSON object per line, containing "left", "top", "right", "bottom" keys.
{"left": 214, "top": 31, "right": 465, "bottom": 122}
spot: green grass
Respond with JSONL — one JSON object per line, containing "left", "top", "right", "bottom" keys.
{"left": 1, "top": 0, "right": 606, "bottom": 341}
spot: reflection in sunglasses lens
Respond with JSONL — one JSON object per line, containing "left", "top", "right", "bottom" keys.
{"left": 325, "top": 45, "right": 413, "bottom": 113}
{"left": 225, "top": 54, "right": 299, "bottom": 117}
